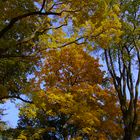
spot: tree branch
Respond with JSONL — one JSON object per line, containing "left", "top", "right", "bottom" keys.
{"left": 0, "top": 11, "right": 62, "bottom": 38}
{"left": 108, "top": 49, "right": 118, "bottom": 81}
{"left": 40, "top": 0, "right": 46, "bottom": 12}
{"left": 134, "top": 41, "right": 140, "bottom": 108}
{"left": 104, "top": 49, "right": 127, "bottom": 113}
{"left": 0, "top": 95, "right": 33, "bottom": 103}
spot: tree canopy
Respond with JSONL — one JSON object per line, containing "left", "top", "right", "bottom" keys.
{"left": 0, "top": 0, "right": 139, "bottom": 140}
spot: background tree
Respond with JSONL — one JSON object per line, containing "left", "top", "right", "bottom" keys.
{"left": 17, "top": 46, "right": 122, "bottom": 139}
{"left": 104, "top": 0, "right": 140, "bottom": 139}
{"left": 0, "top": 0, "right": 38, "bottom": 102}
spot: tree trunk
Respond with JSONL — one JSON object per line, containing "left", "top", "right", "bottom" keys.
{"left": 123, "top": 124, "right": 135, "bottom": 140}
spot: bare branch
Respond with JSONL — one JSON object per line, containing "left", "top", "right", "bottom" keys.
{"left": 48, "top": 2, "right": 64, "bottom": 11}
{"left": 59, "top": 36, "right": 84, "bottom": 48}
{"left": 108, "top": 49, "right": 117, "bottom": 80}
{"left": 0, "top": 95, "right": 33, "bottom": 103}
{"left": 118, "top": 49, "right": 122, "bottom": 76}
{"left": 134, "top": 41, "right": 140, "bottom": 106}
{"left": 122, "top": 63, "right": 126, "bottom": 100}
{"left": 40, "top": 0, "right": 46, "bottom": 12}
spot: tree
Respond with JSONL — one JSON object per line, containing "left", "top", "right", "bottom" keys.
{"left": 104, "top": 0, "right": 140, "bottom": 139}
{"left": 0, "top": 0, "right": 70, "bottom": 102}
{"left": 17, "top": 46, "right": 122, "bottom": 139}
{"left": 0, "top": 0, "right": 124, "bottom": 139}
{"left": 0, "top": 0, "right": 121, "bottom": 102}
{"left": 0, "top": 0, "right": 44, "bottom": 103}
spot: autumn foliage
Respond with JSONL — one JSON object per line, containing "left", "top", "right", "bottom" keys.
{"left": 0, "top": 0, "right": 139, "bottom": 140}
{"left": 17, "top": 46, "right": 122, "bottom": 139}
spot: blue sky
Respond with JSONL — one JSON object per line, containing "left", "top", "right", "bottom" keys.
{"left": 1, "top": 100, "right": 19, "bottom": 128}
